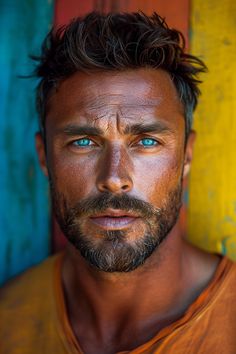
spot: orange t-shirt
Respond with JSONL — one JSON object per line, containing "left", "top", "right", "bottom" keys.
{"left": 0, "top": 253, "right": 236, "bottom": 353}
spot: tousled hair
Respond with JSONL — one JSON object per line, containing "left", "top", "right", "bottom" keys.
{"left": 33, "top": 11, "right": 207, "bottom": 136}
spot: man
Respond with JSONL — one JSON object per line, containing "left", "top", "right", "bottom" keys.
{"left": 1, "top": 12, "right": 236, "bottom": 354}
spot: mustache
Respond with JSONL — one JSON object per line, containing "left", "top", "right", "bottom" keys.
{"left": 66, "top": 193, "right": 161, "bottom": 219}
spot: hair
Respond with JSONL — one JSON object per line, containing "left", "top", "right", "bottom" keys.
{"left": 33, "top": 11, "right": 207, "bottom": 136}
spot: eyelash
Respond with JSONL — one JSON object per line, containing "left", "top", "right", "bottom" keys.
{"left": 72, "top": 138, "right": 94, "bottom": 147}
{"left": 71, "top": 137, "right": 159, "bottom": 148}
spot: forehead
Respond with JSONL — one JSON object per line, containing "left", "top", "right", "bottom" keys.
{"left": 46, "top": 68, "right": 185, "bottom": 132}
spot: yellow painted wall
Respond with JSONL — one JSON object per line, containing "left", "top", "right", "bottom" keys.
{"left": 188, "top": 0, "right": 236, "bottom": 258}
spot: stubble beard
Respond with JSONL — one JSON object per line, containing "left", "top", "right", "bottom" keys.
{"left": 51, "top": 183, "right": 182, "bottom": 273}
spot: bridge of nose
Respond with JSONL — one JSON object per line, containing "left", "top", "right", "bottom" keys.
{"left": 95, "top": 142, "right": 134, "bottom": 194}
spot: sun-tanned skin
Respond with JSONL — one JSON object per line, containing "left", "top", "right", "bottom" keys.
{"left": 36, "top": 68, "right": 219, "bottom": 354}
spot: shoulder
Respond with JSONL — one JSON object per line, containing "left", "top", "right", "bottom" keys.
{"left": 0, "top": 253, "right": 62, "bottom": 313}
{"left": 202, "top": 255, "right": 236, "bottom": 316}
{"left": 0, "top": 253, "right": 64, "bottom": 353}
{"left": 218, "top": 256, "right": 236, "bottom": 291}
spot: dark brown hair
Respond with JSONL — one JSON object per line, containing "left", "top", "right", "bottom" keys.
{"left": 34, "top": 11, "right": 206, "bottom": 136}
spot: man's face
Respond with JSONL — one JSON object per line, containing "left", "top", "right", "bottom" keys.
{"left": 37, "top": 69, "right": 191, "bottom": 272}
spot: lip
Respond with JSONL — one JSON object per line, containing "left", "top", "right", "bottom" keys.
{"left": 89, "top": 209, "right": 140, "bottom": 230}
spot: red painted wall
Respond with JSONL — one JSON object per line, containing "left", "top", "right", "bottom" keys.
{"left": 55, "top": 0, "right": 189, "bottom": 46}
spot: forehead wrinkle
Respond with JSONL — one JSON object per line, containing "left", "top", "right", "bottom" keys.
{"left": 79, "top": 105, "right": 160, "bottom": 137}
{"left": 80, "top": 103, "right": 157, "bottom": 124}
{"left": 116, "top": 110, "right": 123, "bottom": 134}
{"left": 73, "top": 96, "right": 167, "bottom": 136}
{"left": 91, "top": 107, "right": 142, "bottom": 133}
{"left": 97, "top": 110, "right": 145, "bottom": 136}
{"left": 76, "top": 92, "right": 161, "bottom": 111}
{"left": 96, "top": 111, "right": 124, "bottom": 135}
{"left": 77, "top": 111, "right": 133, "bottom": 137}
{"left": 79, "top": 104, "right": 159, "bottom": 118}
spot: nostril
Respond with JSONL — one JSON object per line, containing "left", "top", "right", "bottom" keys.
{"left": 122, "top": 184, "right": 129, "bottom": 191}
{"left": 102, "top": 184, "right": 109, "bottom": 191}
{"left": 97, "top": 176, "right": 133, "bottom": 193}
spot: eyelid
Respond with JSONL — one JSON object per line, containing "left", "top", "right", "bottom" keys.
{"left": 68, "top": 135, "right": 162, "bottom": 149}
{"left": 134, "top": 135, "right": 159, "bottom": 144}
{"left": 127, "top": 134, "right": 165, "bottom": 151}
{"left": 139, "top": 138, "right": 158, "bottom": 145}
{"left": 71, "top": 137, "right": 96, "bottom": 147}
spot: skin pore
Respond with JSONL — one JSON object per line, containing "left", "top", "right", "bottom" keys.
{"left": 36, "top": 68, "right": 219, "bottom": 354}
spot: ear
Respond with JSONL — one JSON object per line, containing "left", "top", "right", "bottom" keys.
{"left": 183, "top": 130, "right": 196, "bottom": 178}
{"left": 35, "top": 132, "right": 48, "bottom": 177}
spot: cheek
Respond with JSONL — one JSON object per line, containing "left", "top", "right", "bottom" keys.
{"left": 47, "top": 150, "right": 97, "bottom": 202}
{"left": 132, "top": 152, "right": 184, "bottom": 203}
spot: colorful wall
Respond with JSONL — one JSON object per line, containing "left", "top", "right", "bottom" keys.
{"left": 189, "top": 0, "right": 236, "bottom": 258}
{"left": 0, "top": 0, "right": 54, "bottom": 284}
{"left": 1, "top": 0, "right": 235, "bottom": 284}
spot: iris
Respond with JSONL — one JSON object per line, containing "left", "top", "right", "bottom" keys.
{"left": 140, "top": 138, "right": 157, "bottom": 146}
{"left": 74, "top": 138, "right": 91, "bottom": 146}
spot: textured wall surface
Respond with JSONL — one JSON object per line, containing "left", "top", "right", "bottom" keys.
{"left": 55, "top": 0, "right": 189, "bottom": 39}
{"left": 0, "top": 0, "right": 54, "bottom": 283}
{"left": 188, "top": 0, "right": 236, "bottom": 258}
{"left": 1, "top": 0, "right": 235, "bottom": 284}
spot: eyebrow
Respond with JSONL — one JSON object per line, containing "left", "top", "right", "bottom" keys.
{"left": 123, "top": 122, "right": 173, "bottom": 135}
{"left": 58, "top": 124, "right": 103, "bottom": 136}
{"left": 57, "top": 122, "right": 173, "bottom": 137}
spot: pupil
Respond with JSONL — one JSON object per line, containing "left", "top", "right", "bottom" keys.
{"left": 80, "top": 139, "right": 89, "bottom": 145}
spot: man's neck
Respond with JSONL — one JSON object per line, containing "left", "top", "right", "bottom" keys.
{"left": 61, "top": 222, "right": 219, "bottom": 354}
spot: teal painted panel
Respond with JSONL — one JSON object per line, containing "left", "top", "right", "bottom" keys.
{"left": 0, "top": 0, "right": 54, "bottom": 284}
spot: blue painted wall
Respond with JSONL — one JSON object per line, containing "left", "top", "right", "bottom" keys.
{"left": 0, "top": 0, "right": 54, "bottom": 284}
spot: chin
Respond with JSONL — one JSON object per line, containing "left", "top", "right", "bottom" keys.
{"left": 66, "top": 225, "right": 163, "bottom": 273}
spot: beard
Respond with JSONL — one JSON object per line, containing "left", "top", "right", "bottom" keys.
{"left": 51, "top": 183, "right": 182, "bottom": 273}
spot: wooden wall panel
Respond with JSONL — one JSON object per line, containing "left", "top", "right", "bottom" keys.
{"left": 0, "top": 1, "right": 54, "bottom": 284}
{"left": 53, "top": 0, "right": 190, "bottom": 252}
{"left": 188, "top": 0, "right": 236, "bottom": 258}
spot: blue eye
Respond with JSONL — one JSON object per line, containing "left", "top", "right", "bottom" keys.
{"left": 140, "top": 138, "right": 158, "bottom": 147}
{"left": 73, "top": 138, "right": 92, "bottom": 147}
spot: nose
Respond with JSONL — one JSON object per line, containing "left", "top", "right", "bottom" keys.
{"left": 96, "top": 144, "right": 133, "bottom": 194}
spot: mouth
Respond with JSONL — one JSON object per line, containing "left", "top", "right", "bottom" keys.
{"left": 89, "top": 209, "right": 140, "bottom": 230}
